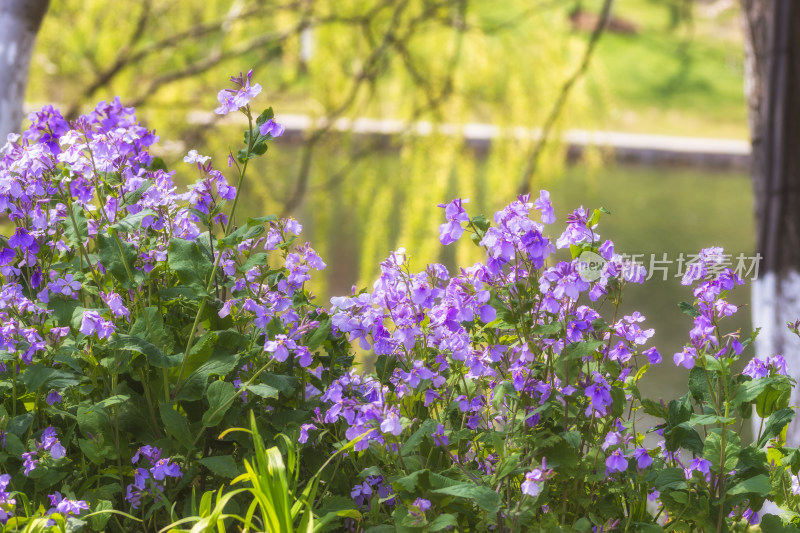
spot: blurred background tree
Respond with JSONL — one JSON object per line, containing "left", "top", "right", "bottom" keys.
{"left": 7, "top": 0, "right": 756, "bottom": 403}
{"left": 22, "top": 0, "right": 607, "bottom": 289}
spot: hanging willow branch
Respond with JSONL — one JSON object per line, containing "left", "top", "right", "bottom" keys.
{"left": 517, "top": 0, "right": 614, "bottom": 195}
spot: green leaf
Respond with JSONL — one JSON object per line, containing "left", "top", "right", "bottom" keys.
{"left": 400, "top": 419, "right": 437, "bottom": 457}
{"left": 703, "top": 429, "right": 740, "bottom": 473}
{"left": 654, "top": 468, "right": 687, "bottom": 491}
{"left": 79, "top": 437, "right": 116, "bottom": 465}
{"left": 760, "top": 514, "right": 800, "bottom": 532}
{"left": 174, "top": 338, "right": 243, "bottom": 403}
{"left": 733, "top": 378, "right": 772, "bottom": 405}
{"left": 159, "top": 404, "right": 194, "bottom": 450}
{"left": 88, "top": 500, "right": 114, "bottom": 531}
{"left": 565, "top": 340, "right": 604, "bottom": 360}
{"left": 63, "top": 203, "right": 89, "bottom": 248}
{"left": 574, "top": 517, "right": 591, "bottom": 532}
{"left": 640, "top": 399, "right": 668, "bottom": 419}
{"left": 3, "top": 433, "right": 25, "bottom": 456}
{"left": 202, "top": 380, "right": 236, "bottom": 427}
{"left": 632, "top": 523, "right": 665, "bottom": 533}
{"left": 111, "top": 209, "right": 157, "bottom": 232}
{"left": 689, "top": 413, "right": 734, "bottom": 426}
{"left": 305, "top": 318, "right": 331, "bottom": 352}
{"left": 97, "top": 233, "right": 142, "bottom": 288}
{"left": 688, "top": 367, "right": 710, "bottom": 400}
{"left": 429, "top": 514, "right": 459, "bottom": 532}
{"left": 106, "top": 334, "right": 177, "bottom": 368}
{"left": 531, "top": 323, "right": 563, "bottom": 336}
{"left": 6, "top": 413, "right": 33, "bottom": 437}
{"left": 260, "top": 373, "right": 297, "bottom": 396}
{"left": 432, "top": 483, "right": 501, "bottom": 514}
{"left": 255, "top": 107, "right": 275, "bottom": 126}
{"left": 727, "top": 474, "right": 770, "bottom": 496}
{"left": 756, "top": 378, "right": 792, "bottom": 418}
{"left": 678, "top": 301, "right": 700, "bottom": 318}
{"left": 130, "top": 306, "right": 173, "bottom": 352}
{"left": 168, "top": 238, "right": 213, "bottom": 297}
{"left": 22, "top": 365, "right": 81, "bottom": 392}
{"left": 218, "top": 223, "right": 265, "bottom": 248}
{"left": 77, "top": 404, "right": 113, "bottom": 438}
{"left": 245, "top": 383, "right": 280, "bottom": 400}
{"left": 119, "top": 179, "right": 153, "bottom": 207}
{"left": 147, "top": 157, "right": 168, "bottom": 172}
{"left": 394, "top": 470, "right": 429, "bottom": 493}
{"left": 198, "top": 455, "right": 239, "bottom": 478}
{"left": 758, "top": 407, "right": 795, "bottom": 447}
{"left": 94, "top": 394, "right": 130, "bottom": 410}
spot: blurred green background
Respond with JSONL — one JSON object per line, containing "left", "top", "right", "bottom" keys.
{"left": 24, "top": 0, "right": 754, "bottom": 402}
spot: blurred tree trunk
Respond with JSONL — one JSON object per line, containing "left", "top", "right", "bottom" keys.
{"left": 0, "top": 0, "right": 49, "bottom": 141}
{"left": 741, "top": 0, "right": 800, "bottom": 443}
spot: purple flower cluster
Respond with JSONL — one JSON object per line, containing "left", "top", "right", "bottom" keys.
{"left": 47, "top": 492, "right": 89, "bottom": 516}
{"left": 0, "top": 474, "right": 15, "bottom": 523}
{"left": 22, "top": 427, "right": 67, "bottom": 476}
{"left": 672, "top": 247, "right": 745, "bottom": 369}
{"left": 351, "top": 475, "right": 394, "bottom": 508}
{"left": 322, "top": 193, "right": 666, "bottom": 498}
{"left": 125, "top": 446, "right": 182, "bottom": 509}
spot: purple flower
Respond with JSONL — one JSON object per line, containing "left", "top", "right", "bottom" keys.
{"left": 8, "top": 227, "right": 38, "bottom": 253}
{"left": 48, "top": 492, "right": 88, "bottom": 516}
{"left": 742, "top": 508, "right": 759, "bottom": 525}
{"left": 215, "top": 70, "right": 262, "bottom": 115}
{"left": 48, "top": 274, "right": 82, "bottom": 297}
{"left": 46, "top": 389, "right": 62, "bottom": 406}
{"left": 520, "top": 459, "right": 552, "bottom": 497}
{"left": 413, "top": 498, "right": 431, "bottom": 513}
{"left": 184, "top": 149, "right": 211, "bottom": 165}
{"left": 299, "top": 423, "right": 316, "bottom": 444}
{"left": 684, "top": 457, "right": 712, "bottom": 482}
{"left": 264, "top": 334, "right": 296, "bottom": 362}
{"left": 432, "top": 424, "right": 449, "bottom": 446}
{"left": 437, "top": 198, "right": 470, "bottom": 245}
{"left": 351, "top": 482, "right": 372, "bottom": 507}
{"left": 151, "top": 458, "right": 182, "bottom": 480}
{"left": 605, "top": 449, "right": 628, "bottom": 475}
{"left": 22, "top": 451, "right": 38, "bottom": 475}
{"left": 673, "top": 345, "right": 697, "bottom": 369}
{"left": 79, "top": 310, "right": 115, "bottom": 339}
{"left": 601, "top": 431, "right": 622, "bottom": 451}
{"left": 742, "top": 358, "right": 768, "bottom": 379}
{"left": 633, "top": 448, "right": 652, "bottom": 469}
{"left": 0, "top": 474, "right": 15, "bottom": 523}
{"left": 259, "top": 119, "right": 285, "bottom": 138}
{"left": 379, "top": 411, "right": 403, "bottom": 436}
{"left": 584, "top": 373, "right": 613, "bottom": 416}
{"left": 643, "top": 347, "right": 662, "bottom": 364}
{"left": 101, "top": 291, "right": 130, "bottom": 318}
{"left": 534, "top": 190, "right": 555, "bottom": 224}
